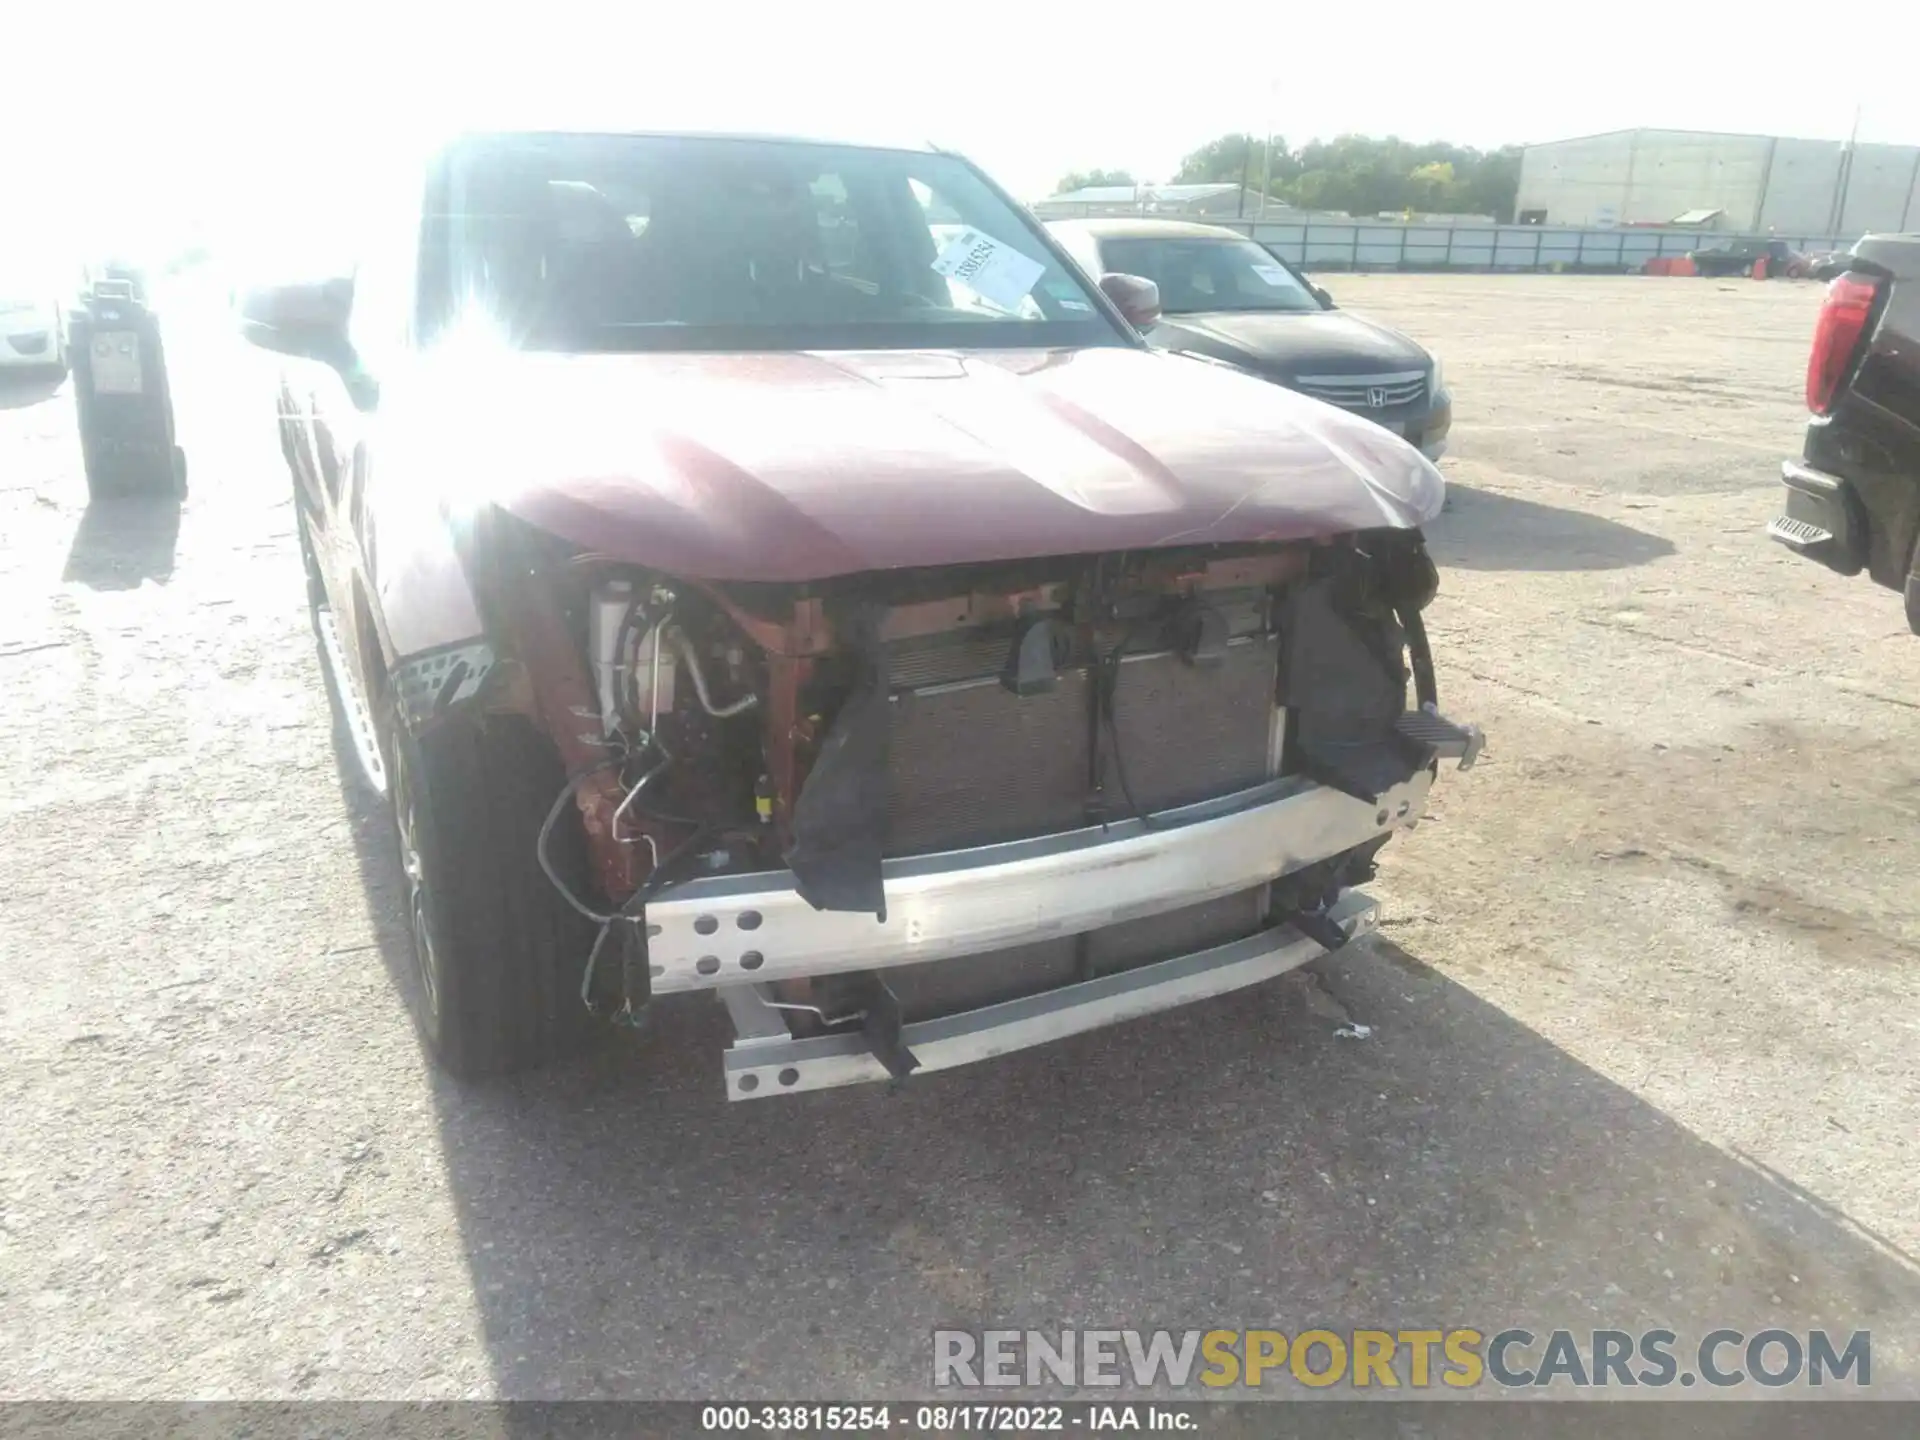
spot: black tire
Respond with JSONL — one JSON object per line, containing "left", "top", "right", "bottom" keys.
{"left": 390, "top": 712, "right": 604, "bottom": 1079}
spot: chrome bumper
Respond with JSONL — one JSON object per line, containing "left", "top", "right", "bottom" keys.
{"left": 645, "top": 769, "right": 1434, "bottom": 996}
{"left": 719, "top": 889, "right": 1381, "bottom": 1099}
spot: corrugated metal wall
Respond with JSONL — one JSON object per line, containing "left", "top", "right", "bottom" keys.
{"left": 1220, "top": 219, "right": 1845, "bottom": 272}
{"left": 1517, "top": 129, "right": 1920, "bottom": 234}
{"left": 1840, "top": 144, "right": 1920, "bottom": 234}
{"left": 1759, "top": 138, "right": 1849, "bottom": 233}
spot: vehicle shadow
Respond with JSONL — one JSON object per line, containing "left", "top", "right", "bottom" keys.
{"left": 61, "top": 495, "right": 182, "bottom": 590}
{"left": 323, "top": 742, "right": 1920, "bottom": 1402}
{"left": 0, "top": 373, "right": 65, "bottom": 411}
{"left": 1428, "top": 484, "right": 1676, "bottom": 572}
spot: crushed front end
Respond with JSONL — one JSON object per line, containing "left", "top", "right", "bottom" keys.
{"left": 481, "top": 521, "right": 1479, "bottom": 1099}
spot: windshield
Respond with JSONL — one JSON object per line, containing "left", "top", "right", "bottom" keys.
{"left": 1097, "top": 236, "right": 1320, "bottom": 315}
{"left": 417, "top": 134, "right": 1123, "bottom": 353}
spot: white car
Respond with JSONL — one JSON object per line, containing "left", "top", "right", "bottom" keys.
{"left": 0, "top": 292, "right": 68, "bottom": 376}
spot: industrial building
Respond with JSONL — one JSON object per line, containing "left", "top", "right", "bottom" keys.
{"left": 1515, "top": 128, "right": 1920, "bottom": 235}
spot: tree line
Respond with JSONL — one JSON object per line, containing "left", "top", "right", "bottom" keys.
{"left": 1055, "top": 134, "right": 1523, "bottom": 222}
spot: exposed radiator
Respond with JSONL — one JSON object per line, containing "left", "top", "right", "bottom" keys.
{"left": 881, "top": 887, "right": 1269, "bottom": 1023}
{"left": 884, "top": 634, "right": 1280, "bottom": 855}
{"left": 885, "top": 669, "right": 1093, "bottom": 855}
{"left": 869, "top": 608, "right": 1284, "bottom": 1015}
{"left": 1097, "top": 638, "right": 1282, "bottom": 815}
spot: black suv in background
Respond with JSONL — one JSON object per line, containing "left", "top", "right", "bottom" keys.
{"left": 1769, "top": 233, "right": 1920, "bottom": 631}
{"left": 1048, "top": 219, "right": 1452, "bottom": 462}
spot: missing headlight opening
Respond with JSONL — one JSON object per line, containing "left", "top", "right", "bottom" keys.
{"left": 575, "top": 543, "right": 1324, "bottom": 883}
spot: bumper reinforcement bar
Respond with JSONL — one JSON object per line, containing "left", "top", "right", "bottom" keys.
{"left": 646, "top": 771, "right": 1433, "bottom": 994}
{"left": 717, "top": 889, "right": 1380, "bottom": 1100}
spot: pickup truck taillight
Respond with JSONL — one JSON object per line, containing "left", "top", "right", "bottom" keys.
{"left": 1806, "top": 273, "right": 1880, "bottom": 415}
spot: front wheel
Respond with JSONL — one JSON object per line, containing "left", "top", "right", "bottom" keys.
{"left": 388, "top": 713, "right": 603, "bottom": 1078}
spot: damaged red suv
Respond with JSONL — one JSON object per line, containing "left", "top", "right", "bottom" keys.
{"left": 240, "top": 129, "right": 1480, "bottom": 1095}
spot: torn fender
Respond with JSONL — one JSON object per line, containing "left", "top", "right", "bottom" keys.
{"left": 359, "top": 421, "right": 488, "bottom": 665}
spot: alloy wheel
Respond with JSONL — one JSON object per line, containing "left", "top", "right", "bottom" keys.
{"left": 390, "top": 745, "right": 442, "bottom": 1021}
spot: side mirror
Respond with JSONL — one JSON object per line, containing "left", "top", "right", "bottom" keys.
{"left": 1310, "top": 284, "right": 1334, "bottom": 308}
{"left": 1098, "top": 272, "right": 1162, "bottom": 329}
{"left": 239, "top": 277, "right": 355, "bottom": 364}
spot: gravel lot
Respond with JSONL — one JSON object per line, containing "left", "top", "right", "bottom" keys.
{"left": 1, "top": 274, "right": 1916, "bottom": 1401}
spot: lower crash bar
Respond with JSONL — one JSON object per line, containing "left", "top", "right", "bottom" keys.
{"left": 718, "top": 888, "right": 1380, "bottom": 1100}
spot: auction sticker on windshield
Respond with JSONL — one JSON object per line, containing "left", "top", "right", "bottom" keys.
{"left": 1251, "top": 263, "right": 1294, "bottom": 288}
{"left": 931, "top": 227, "right": 1047, "bottom": 313}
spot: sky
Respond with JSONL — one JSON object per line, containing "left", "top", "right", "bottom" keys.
{"left": 7, "top": 0, "right": 1919, "bottom": 272}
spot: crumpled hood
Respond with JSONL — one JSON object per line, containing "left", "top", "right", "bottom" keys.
{"left": 1157, "top": 309, "right": 1430, "bottom": 379}
{"left": 408, "top": 344, "right": 1444, "bottom": 582}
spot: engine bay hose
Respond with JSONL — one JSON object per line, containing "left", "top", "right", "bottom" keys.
{"left": 578, "top": 822, "right": 715, "bottom": 1020}
{"left": 537, "top": 758, "right": 624, "bottom": 925}
{"left": 1399, "top": 603, "right": 1439, "bottom": 711}
{"left": 669, "top": 627, "right": 759, "bottom": 718}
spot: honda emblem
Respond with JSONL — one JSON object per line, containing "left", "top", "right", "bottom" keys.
{"left": 1367, "top": 386, "right": 1388, "bottom": 408}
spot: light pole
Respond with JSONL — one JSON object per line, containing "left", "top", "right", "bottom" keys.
{"left": 1258, "top": 77, "right": 1279, "bottom": 222}
{"left": 1830, "top": 103, "right": 1862, "bottom": 239}
{"left": 1260, "top": 130, "right": 1274, "bottom": 221}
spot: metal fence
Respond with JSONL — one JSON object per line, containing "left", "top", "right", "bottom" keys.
{"left": 1218, "top": 220, "right": 1849, "bottom": 273}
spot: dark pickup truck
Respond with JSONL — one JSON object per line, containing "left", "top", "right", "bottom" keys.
{"left": 1769, "top": 234, "right": 1920, "bottom": 631}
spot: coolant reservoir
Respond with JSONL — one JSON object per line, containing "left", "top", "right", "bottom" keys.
{"left": 588, "top": 579, "right": 675, "bottom": 737}
{"left": 589, "top": 581, "right": 634, "bottom": 738}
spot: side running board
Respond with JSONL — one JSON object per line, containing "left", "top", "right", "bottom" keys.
{"left": 1397, "top": 706, "right": 1485, "bottom": 770}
